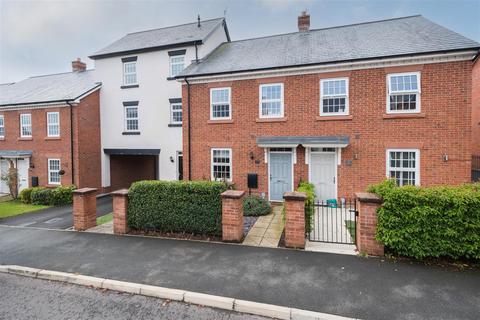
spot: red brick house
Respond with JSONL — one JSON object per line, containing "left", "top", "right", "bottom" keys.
{"left": 0, "top": 59, "right": 102, "bottom": 194}
{"left": 178, "top": 14, "right": 480, "bottom": 201}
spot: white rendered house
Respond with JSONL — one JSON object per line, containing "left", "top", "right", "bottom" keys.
{"left": 90, "top": 18, "right": 230, "bottom": 190}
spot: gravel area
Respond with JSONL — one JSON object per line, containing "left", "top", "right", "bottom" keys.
{"left": 243, "top": 216, "right": 258, "bottom": 235}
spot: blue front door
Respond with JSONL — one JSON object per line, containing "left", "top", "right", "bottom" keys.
{"left": 269, "top": 152, "right": 293, "bottom": 201}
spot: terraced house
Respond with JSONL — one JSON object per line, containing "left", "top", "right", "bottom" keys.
{"left": 178, "top": 13, "right": 480, "bottom": 201}
{"left": 0, "top": 60, "right": 102, "bottom": 194}
{"left": 90, "top": 17, "right": 230, "bottom": 191}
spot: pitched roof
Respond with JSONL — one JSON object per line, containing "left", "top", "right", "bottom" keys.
{"left": 179, "top": 15, "right": 480, "bottom": 78}
{"left": 90, "top": 18, "right": 228, "bottom": 59}
{"left": 0, "top": 70, "right": 101, "bottom": 107}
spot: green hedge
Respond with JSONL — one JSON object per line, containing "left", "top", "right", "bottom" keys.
{"left": 127, "top": 180, "right": 228, "bottom": 236}
{"left": 243, "top": 195, "right": 271, "bottom": 216}
{"left": 369, "top": 179, "right": 480, "bottom": 260}
{"left": 29, "top": 185, "right": 76, "bottom": 206}
{"left": 297, "top": 181, "right": 315, "bottom": 234}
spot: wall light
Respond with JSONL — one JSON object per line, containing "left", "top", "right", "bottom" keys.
{"left": 443, "top": 154, "right": 449, "bottom": 162}
{"left": 169, "top": 156, "right": 174, "bottom": 163}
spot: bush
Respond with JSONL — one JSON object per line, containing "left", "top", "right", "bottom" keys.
{"left": 19, "top": 187, "right": 36, "bottom": 204}
{"left": 127, "top": 180, "right": 228, "bottom": 236}
{"left": 31, "top": 187, "right": 52, "bottom": 205}
{"left": 50, "top": 185, "right": 76, "bottom": 205}
{"left": 243, "top": 195, "right": 271, "bottom": 216}
{"left": 369, "top": 180, "right": 480, "bottom": 260}
{"left": 297, "top": 181, "right": 315, "bottom": 234}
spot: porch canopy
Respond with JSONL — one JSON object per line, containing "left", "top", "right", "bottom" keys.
{"left": 256, "top": 136, "right": 349, "bottom": 148}
{"left": 0, "top": 150, "right": 33, "bottom": 158}
{"left": 103, "top": 149, "right": 160, "bottom": 155}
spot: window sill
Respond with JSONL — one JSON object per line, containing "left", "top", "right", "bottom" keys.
{"left": 45, "top": 136, "right": 61, "bottom": 140}
{"left": 256, "top": 117, "right": 287, "bottom": 123}
{"left": 383, "top": 113, "right": 426, "bottom": 119}
{"left": 122, "top": 131, "right": 140, "bottom": 135}
{"left": 0, "top": 137, "right": 4, "bottom": 141}
{"left": 316, "top": 115, "right": 353, "bottom": 121}
{"left": 207, "top": 119, "right": 234, "bottom": 124}
{"left": 18, "top": 137, "right": 32, "bottom": 141}
{"left": 120, "top": 84, "right": 139, "bottom": 89}
{"left": 168, "top": 124, "right": 182, "bottom": 127}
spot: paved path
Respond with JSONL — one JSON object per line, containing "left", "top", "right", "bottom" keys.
{"left": 243, "top": 206, "right": 284, "bottom": 247}
{"left": 0, "top": 225, "right": 479, "bottom": 320}
{"left": 0, "top": 195, "right": 112, "bottom": 229}
{"left": 0, "top": 273, "right": 266, "bottom": 320}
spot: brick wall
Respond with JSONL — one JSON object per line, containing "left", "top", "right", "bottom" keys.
{"left": 472, "top": 60, "right": 480, "bottom": 156}
{"left": 0, "top": 90, "right": 101, "bottom": 189}
{"left": 183, "top": 61, "right": 473, "bottom": 198}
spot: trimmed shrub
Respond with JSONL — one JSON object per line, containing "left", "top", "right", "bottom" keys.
{"left": 127, "top": 180, "right": 228, "bottom": 236}
{"left": 297, "top": 181, "right": 315, "bottom": 234}
{"left": 243, "top": 195, "right": 271, "bottom": 216}
{"left": 19, "top": 187, "right": 36, "bottom": 204}
{"left": 31, "top": 187, "right": 52, "bottom": 205}
{"left": 369, "top": 180, "right": 480, "bottom": 260}
{"left": 50, "top": 185, "right": 76, "bottom": 205}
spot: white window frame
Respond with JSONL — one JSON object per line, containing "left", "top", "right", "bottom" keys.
{"left": 48, "top": 158, "right": 61, "bottom": 185}
{"left": 320, "top": 77, "right": 349, "bottom": 116}
{"left": 386, "top": 72, "right": 421, "bottom": 114}
{"left": 170, "top": 102, "right": 183, "bottom": 125}
{"left": 0, "top": 115, "right": 4, "bottom": 138}
{"left": 386, "top": 149, "right": 420, "bottom": 186}
{"left": 210, "top": 87, "right": 232, "bottom": 120}
{"left": 123, "top": 61, "right": 138, "bottom": 86}
{"left": 46, "top": 112, "right": 60, "bottom": 137}
{"left": 259, "top": 83, "right": 284, "bottom": 118}
{"left": 124, "top": 106, "right": 139, "bottom": 132}
{"left": 210, "top": 148, "right": 232, "bottom": 182}
{"left": 20, "top": 113, "right": 32, "bottom": 138}
{"left": 170, "top": 55, "right": 185, "bottom": 77}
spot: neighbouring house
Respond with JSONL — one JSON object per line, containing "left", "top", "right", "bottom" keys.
{"left": 0, "top": 59, "right": 102, "bottom": 194}
{"left": 89, "top": 17, "right": 230, "bottom": 192}
{"left": 178, "top": 13, "right": 480, "bottom": 201}
{"left": 473, "top": 57, "right": 480, "bottom": 182}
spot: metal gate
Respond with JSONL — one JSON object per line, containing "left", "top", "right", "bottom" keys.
{"left": 308, "top": 198, "right": 357, "bottom": 244}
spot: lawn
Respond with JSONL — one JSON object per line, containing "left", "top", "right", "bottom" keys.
{"left": 96, "top": 213, "right": 113, "bottom": 225}
{"left": 345, "top": 219, "right": 356, "bottom": 242}
{"left": 0, "top": 200, "right": 51, "bottom": 219}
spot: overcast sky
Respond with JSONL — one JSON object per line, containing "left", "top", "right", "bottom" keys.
{"left": 0, "top": 0, "right": 479, "bottom": 83}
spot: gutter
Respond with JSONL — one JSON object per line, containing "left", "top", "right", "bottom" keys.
{"left": 66, "top": 101, "right": 75, "bottom": 186}
{"left": 185, "top": 78, "right": 192, "bottom": 180}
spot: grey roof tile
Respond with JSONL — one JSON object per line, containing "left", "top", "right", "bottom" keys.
{"left": 180, "top": 15, "right": 480, "bottom": 77}
{"left": 90, "top": 18, "right": 225, "bottom": 59}
{"left": 0, "top": 70, "right": 100, "bottom": 106}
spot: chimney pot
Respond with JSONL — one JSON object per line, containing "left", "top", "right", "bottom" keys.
{"left": 72, "top": 58, "right": 86, "bottom": 72}
{"left": 298, "top": 11, "right": 310, "bottom": 32}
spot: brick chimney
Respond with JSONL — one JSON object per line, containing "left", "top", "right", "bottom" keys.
{"left": 298, "top": 11, "right": 310, "bottom": 32}
{"left": 72, "top": 58, "right": 86, "bottom": 72}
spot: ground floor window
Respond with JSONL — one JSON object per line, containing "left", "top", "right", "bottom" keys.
{"left": 211, "top": 148, "right": 232, "bottom": 182}
{"left": 48, "top": 158, "right": 61, "bottom": 185}
{"left": 386, "top": 149, "right": 419, "bottom": 186}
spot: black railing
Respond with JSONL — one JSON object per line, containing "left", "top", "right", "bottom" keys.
{"left": 473, "top": 155, "right": 480, "bottom": 182}
{"left": 308, "top": 198, "right": 357, "bottom": 244}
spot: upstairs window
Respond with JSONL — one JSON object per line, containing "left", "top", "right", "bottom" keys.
{"left": 170, "top": 102, "right": 182, "bottom": 125}
{"left": 211, "top": 148, "right": 232, "bottom": 182}
{"left": 170, "top": 55, "right": 185, "bottom": 77}
{"left": 48, "top": 158, "right": 61, "bottom": 185}
{"left": 20, "top": 114, "right": 32, "bottom": 138}
{"left": 123, "top": 59, "right": 137, "bottom": 86}
{"left": 123, "top": 102, "right": 139, "bottom": 132}
{"left": 259, "top": 83, "right": 284, "bottom": 118}
{"left": 0, "top": 115, "right": 4, "bottom": 138}
{"left": 387, "top": 149, "right": 420, "bottom": 186}
{"left": 210, "top": 88, "right": 231, "bottom": 120}
{"left": 47, "top": 112, "right": 60, "bottom": 137}
{"left": 387, "top": 72, "right": 420, "bottom": 113}
{"left": 320, "top": 78, "right": 349, "bottom": 116}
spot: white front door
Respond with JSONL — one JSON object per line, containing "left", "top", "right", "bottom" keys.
{"left": 16, "top": 158, "right": 29, "bottom": 192}
{"left": 310, "top": 152, "right": 336, "bottom": 201}
{"left": 0, "top": 159, "right": 9, "bottom": 194}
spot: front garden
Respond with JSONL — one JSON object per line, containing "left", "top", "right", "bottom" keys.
{"left": 0, "top": 200, "right": 50, "bottom": 219}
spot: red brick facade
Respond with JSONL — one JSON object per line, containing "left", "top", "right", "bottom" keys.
{"left": 0, "top": 89, "right": 101, "bottom": 189}
{"left": 472, "top": 60, "right": 480, "bottom": 156}
{"left": 183, "top": 61, "right": 474, "bottom": 199}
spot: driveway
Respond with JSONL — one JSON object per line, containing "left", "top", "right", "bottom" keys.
{"left": 0, "top": 225, "right": 479, "bottom": 320}
{"left": 0, "top": 195, "right": 112, "bottom": 229}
